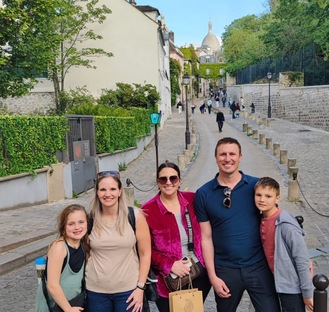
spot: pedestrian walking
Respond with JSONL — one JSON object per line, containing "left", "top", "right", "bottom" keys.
{"left": 216, "top": 110, "right": 225, "bottom": 132}
{"left": 194, "top": 137, "right": 280, "bottom": 312}
{"left": 176, "top": 101, "right": 182, "bottom": 114}
{"left": 230, "top": 101, "right": 237, "bottom": 119}
{"left": 250, "top": 103, "right": 255, "bottom": 114}
{"left": 200, "top": 102, "right": 206, "bottom": 114}
{"left": 191, "top": 103, "right": 196, "bottom": 114}
{"left": 207, "top": 99, "right": 213, "bottom": 114}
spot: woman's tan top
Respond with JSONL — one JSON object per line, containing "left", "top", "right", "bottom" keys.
{"left": 86, "top": 212, "right": 139, "bottom": 293}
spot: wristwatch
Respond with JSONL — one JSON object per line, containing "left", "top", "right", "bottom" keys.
{"left": 137, "top": 282, "right": 146, "bottom": 290}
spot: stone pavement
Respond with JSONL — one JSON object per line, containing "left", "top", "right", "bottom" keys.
{"left": 0, "top": 101, "right": 328, "bottom": 311}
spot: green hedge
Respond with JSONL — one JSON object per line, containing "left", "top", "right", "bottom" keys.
{"left": 95, "top": 116, "right": 137, "bottom": 154}
{"left": 0, "top": 108, "right": 153, "bottom": 177}
{"left": 0, "top": 115, "right": 68, "bottom": 177}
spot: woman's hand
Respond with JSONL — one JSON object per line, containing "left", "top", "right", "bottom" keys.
{"left": 126, "top": 288, "right": 144, "bottom": 312}
{"left": 170, "top": 259, "right": 191, "bottom": 278}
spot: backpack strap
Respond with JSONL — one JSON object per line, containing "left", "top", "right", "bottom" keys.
{"left": 128, "top": 206, "right": 136, "bottom": 234}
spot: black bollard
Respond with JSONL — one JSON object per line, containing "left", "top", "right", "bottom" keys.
{"left": 313, "top": 273, "right": 329, "bottom": 312}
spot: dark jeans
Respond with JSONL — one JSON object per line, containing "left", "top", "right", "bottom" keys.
{"left": 214, "top": 261, "right": 280, "bottom": 312}
{"left": 217, "top": 121, "right": 223, "bottom": 132}
{"left": 156, "top": 262, "right": 212, "bottom": 312}
{"left": 279, "top": 293, "right": 305, "bottom": 312}
{"left": 86, "top": 289, "right": 134, "bottom": 312}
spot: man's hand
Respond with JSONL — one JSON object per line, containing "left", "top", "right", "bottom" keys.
{"left": 211, "top": 276, "right": 231, "bottom": 299}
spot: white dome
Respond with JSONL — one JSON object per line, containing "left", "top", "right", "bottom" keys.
{"left": 201, "top": 20, "right": 220, "bottom": 52}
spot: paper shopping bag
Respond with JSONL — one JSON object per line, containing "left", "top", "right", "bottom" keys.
{"left": 169, "top": 288, "right": 203, "bottom": 312}
{"left": 169, "top": 288, "right": 198, "bottom": 312}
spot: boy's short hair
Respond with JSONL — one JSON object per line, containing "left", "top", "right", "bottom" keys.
{"left": 255, "top": 177, "right": 280, "bottom": 195}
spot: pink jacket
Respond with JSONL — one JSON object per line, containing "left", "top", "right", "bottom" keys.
{"left": 141, "top": 191, "right": 205, "bottom": 298}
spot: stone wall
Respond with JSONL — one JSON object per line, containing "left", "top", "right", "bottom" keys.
{"left": 0, "top": 92, "right": 56, "bottom": 115}
{"left": 227, "top": 84, "right": 329, "bottom": 132}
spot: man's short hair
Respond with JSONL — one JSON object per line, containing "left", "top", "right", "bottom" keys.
{"left": 215, "top": 137, "right": 242, "bottom": 156}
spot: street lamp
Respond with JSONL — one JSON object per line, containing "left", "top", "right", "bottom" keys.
{"left": 183, "top": 72, "right": 190, "bottom": 150}
{"left": 150, "top": 112, "right": 161, "bottom": 175}
{"left": 267, "top": 72, "right": 272, "bottom": 118}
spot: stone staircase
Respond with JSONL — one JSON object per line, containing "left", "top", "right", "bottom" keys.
{"left": 0, "top": 230, "right": 55, "bottom": 275}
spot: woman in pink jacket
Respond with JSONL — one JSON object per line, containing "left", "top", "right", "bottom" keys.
{"left": 141, "top": 161, "right": 211, "bottom": 312}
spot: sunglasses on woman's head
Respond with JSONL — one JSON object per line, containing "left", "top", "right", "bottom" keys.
{"left": 157, "top": 175, "right": 179, "bottom": 185}
{"left": 97, "top": 170, "right": 120, "bottom": 178}
{"left": 223, "top": 187, "right": 231, "bottom": 208}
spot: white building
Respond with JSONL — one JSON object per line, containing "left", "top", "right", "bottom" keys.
{"left": 1, "top": 0, "right": 171, "bottom": 125}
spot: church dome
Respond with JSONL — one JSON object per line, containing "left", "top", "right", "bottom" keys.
{"left": 201, "top": 20, "right": 220, "bottom": 52}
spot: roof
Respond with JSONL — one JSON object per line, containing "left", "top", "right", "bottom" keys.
{"left": 135, "top": 5, "right": 160, "bottom": 15}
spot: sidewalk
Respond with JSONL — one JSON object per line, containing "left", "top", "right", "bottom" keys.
{"left": 0, "top": 101, "right": 328, "bottom": 311}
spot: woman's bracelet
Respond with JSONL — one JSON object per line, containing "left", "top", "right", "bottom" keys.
{"left": 136, "top": 282, "right": 146, "bottom": 290}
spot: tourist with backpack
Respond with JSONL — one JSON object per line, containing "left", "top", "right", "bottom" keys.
{"left": 86, "top": 171, "right": 151, "bottom": 312}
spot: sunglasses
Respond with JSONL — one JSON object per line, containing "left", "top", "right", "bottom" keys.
{"left": 157, "top": 175, "right": 179, "bottom": 185}
{"left": 223, "top": 188, "right": 231, "bottom": 208}
{"left": 97, "top": 170, "right": 120, "bottom": 178}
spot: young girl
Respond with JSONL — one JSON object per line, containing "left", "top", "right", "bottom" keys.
{"left": 35, "top": 204, "right": 88, "bottom": 312}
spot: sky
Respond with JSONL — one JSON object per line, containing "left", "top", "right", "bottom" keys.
{"left": 137, "top": 0, "right": 269, "bottom": 47}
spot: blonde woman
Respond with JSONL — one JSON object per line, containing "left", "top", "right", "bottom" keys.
{"left": 86, "top": 171, "right": 151, "bottom": 312}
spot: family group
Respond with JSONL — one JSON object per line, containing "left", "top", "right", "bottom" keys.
{"left": 35, "top": 137, "right": 313, "bottom": 312}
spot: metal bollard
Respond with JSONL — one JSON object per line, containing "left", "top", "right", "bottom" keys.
{"left": 266, "top": 138, "right": 272, "bottom": 150}
{"left": 259, "top": 133, "right": 265, "bottom": 145}
{"left": 280, "top": 150, "right": 288, "bottom": 164}
{"left": 273, "top": 143, "right": 280, "bottom": 157}
{"left": 313, "top": 273, "right": 329, "bottom": 312}
{"left": 178, "top": 155, "right": 185, "bottom": 171}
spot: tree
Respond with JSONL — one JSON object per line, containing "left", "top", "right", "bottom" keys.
{"left": 303, "top": 0, "right": 329, "bottom": 60}
{"left": 222, "top": 14, "right": 268, "bottom": 75}
{"left": 0, "top": 0, "right": 112, "bottom": 110}
{"left": 261, "top": 0, "right": 312, "bottom": 61}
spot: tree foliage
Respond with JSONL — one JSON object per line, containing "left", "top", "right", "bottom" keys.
{"left": 222, "top": 0, "right": 329, "bottom": 75}
{"left": 222, "top": 14, "right": 268, "bottom": 75}
{"left": 0, "top": 0, "right": 112, "bottom": 108}
{"left": 97, "top": 83, "right": 160, "bottom": 110}
{"left": 169, "top": 58, "right": 181, "bottom": 106}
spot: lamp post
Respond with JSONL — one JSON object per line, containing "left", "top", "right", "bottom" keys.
{"left": 183, "top": 72, "right": 190, "bottom": 150}
{"left": 267, "top": 72, "right": 272, "bottom": 118}
{"left": 150, "top": 112, "right": 161, "bottom": 176}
